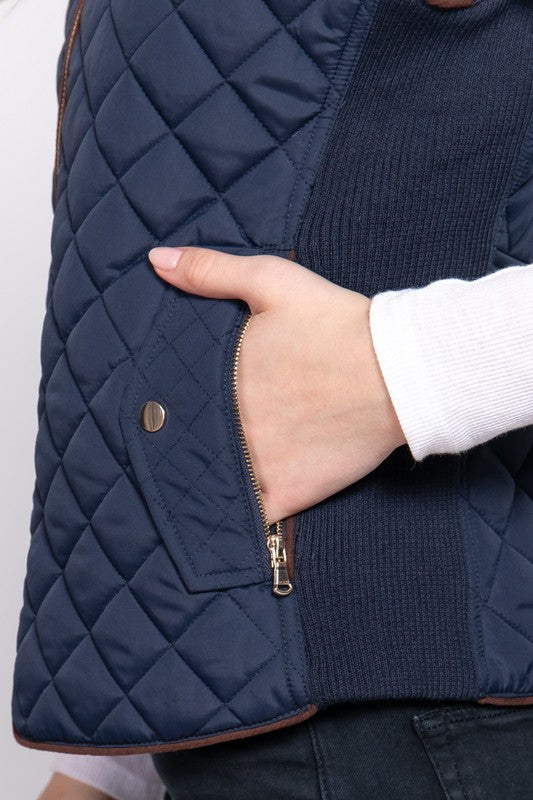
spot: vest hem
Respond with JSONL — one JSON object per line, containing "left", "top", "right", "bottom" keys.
{"left": 12, "top": 704, "right": 318, "bottom": 755}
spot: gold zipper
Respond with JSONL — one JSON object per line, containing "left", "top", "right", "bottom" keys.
{"left": 266, "top": 526, "right": 293, "bottom": 596}
{"left": 231, "top": 309, "right": 293, "bottom": 597}
{"left": 53, "top": 0, "right": 86, "bottom": 209}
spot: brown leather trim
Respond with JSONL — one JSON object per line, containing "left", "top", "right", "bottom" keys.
{"left": 423, "top": 0, "right": 476, "bottom": 7}
{"left": 477, "top": 696, "right": 533, "bottom": 707}
{"left": 287, "top": 248, "right": 296, "bottom": 261}
{"left": 53, "top": 0, "right": 86, "bottom": 209}
{"left": 284, "top": 515, "right": 296, "bottom": 580}
{"left": 12, "top": 705, "right": 318, "bottom": 755}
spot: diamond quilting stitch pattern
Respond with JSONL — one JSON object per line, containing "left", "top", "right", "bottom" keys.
{"left": 13, "top": 0, "right": 376, "bottom": 749}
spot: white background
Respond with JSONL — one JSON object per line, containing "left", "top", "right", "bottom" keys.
{"left": 0, "top": 0, "right": 68, "bottom": 794}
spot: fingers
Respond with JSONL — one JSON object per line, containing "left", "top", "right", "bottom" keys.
{"left": 148, "top": 246, "right": 295, "bottom": 313}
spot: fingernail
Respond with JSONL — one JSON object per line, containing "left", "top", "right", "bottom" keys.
{"left": 148, "top": 247, "right": 183, "bottom": 271}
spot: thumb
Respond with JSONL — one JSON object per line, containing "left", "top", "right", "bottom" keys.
{"left": 148, "top": 246, "right": 284, "bottom": 313}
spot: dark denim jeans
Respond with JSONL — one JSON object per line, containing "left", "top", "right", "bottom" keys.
{"left": 151, "top": 700, "right": 533, "bottom": 800}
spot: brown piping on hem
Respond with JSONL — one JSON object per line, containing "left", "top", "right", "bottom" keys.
{"left": 12, "top": 705, "right": 318, "bottom": 755}
{"left": 423, "top": 0, "right": 476, "bottom": 8}
{"left": 478, "top": 696, "right": 533, "bottom": 707}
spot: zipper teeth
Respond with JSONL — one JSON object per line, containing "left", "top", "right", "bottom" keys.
{"left": 53, "top": 0, "right": 86, "bottom": 207}
{"left": 231, "top": 309, "right": 292, "bottom": 597}
{"left": 231, "top": 310, "right": 273, "bottom": 539}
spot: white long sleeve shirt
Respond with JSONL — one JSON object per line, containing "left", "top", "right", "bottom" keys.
{"left": 49, "top": 752, "right": 165, "bottom": 800}
{"left": 369, "top": 263, "right": 533, "bottom": 461}
{"left": 48, "top": 261, "right": 533, "bottom": 800}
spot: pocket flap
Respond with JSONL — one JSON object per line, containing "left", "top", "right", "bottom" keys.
{"left": 119, "top": 286, "right": 267, "bottom": 593}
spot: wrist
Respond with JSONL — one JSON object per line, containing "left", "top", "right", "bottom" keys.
{"left": 362, "top": 298, "right": 407, "bottom": 452}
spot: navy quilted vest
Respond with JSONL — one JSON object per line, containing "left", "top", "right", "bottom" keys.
{"left": 11, "top": 0, "right": 533, "bottom": 754}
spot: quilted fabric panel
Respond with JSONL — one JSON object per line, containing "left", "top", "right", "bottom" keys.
{"left": 463, "top": 104, "right": 533, "bottom": 697}
{"left": 13, "top": 0, "right": 374, "bottom": 747}
{"left": 461, "top": 430, "right": 533, "bottom": 696}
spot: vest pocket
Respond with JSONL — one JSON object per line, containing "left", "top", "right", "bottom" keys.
{"left": 230, "top": 310, "right": 293, "bottom": 598}
{"left": 119, "top": 287, "right": 276, "bottom": 594}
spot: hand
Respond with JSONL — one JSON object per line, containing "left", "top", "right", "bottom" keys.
{"left": 39, "top": 773, "right": 114, "bottom": 800}
{"left": 148, "top": 247, "right": 406, "bottom": 524}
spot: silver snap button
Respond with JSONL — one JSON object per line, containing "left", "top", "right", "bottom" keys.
{"left": 139, "top": 400, "right": 166, "bottom": 432}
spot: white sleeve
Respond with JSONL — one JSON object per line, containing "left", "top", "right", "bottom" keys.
{"left": 49, "top": 752, "right": 166, "bottom": 800}
{"left": 368, "top": 262, "right": 533, "bottom": 462}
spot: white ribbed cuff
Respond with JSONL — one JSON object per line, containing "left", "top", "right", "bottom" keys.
{"left": 369, "top": 264, "right": 533, "bottom": 461}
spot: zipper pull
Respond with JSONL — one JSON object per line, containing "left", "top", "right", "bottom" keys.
{"left": 267, "top": 521, "right": 293, "bottom": 596}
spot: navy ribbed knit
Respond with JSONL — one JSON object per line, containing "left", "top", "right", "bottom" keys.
{"left": 293, "top": 0, "right": 533, "bottom": 705}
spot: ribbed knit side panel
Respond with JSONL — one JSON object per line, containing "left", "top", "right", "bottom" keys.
{"left": 293, "top": 0, "right": 533, "bottom": 705}
{"left": 295, "top": 449, "right": 472, "bottom": 702}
